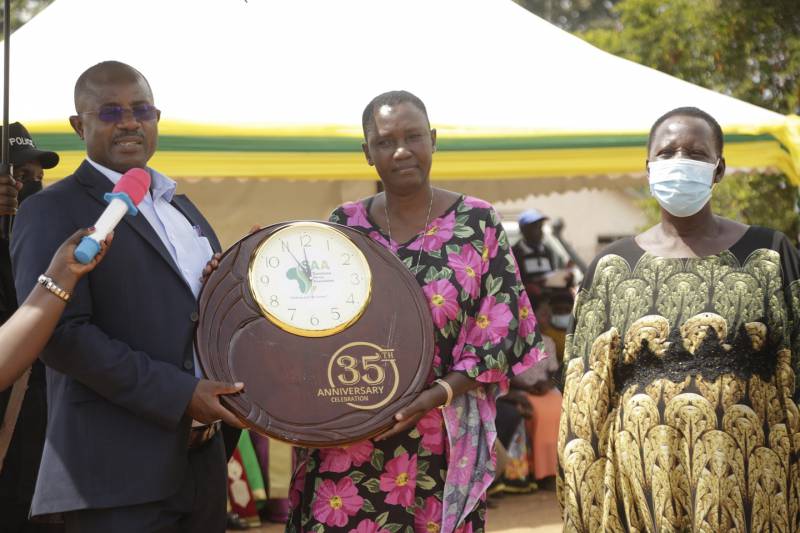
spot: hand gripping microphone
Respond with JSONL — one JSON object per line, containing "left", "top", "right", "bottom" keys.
{"left": 74, "top": 168, "right": 150, "bottom": 264}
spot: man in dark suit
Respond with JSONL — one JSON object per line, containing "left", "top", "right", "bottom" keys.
{"left": 0, "top": 122, "right": 61, "bottom": 533}
{"left": 11, "top": 61, "right": 243, "bottom": 533}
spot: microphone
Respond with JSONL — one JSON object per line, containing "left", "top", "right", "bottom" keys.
{"left": 74, "top": 168, "right": 150, "bottom": 264}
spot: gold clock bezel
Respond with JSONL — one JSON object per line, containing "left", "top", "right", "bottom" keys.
{"left": 247, "top": 221, "right": 373, "bottom": 338}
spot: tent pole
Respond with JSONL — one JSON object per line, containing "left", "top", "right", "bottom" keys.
{"left": 0, "top": 0, "right": 11, "bottom": 240}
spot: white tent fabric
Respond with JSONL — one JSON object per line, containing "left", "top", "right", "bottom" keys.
{"left": 2, "top": 0, "right": 797, "bottom": 255}
{"left": 3, "top": 0, "right": 787, "bottom": 134}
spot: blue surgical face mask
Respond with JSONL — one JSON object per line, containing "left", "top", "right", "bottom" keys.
{"left": 550, "top": 313, "right": 571, "bottom": 330}
{"left": 647, "top": 158, "right": 718, "bottom": 218}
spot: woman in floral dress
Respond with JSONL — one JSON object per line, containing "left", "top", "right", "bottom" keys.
{"left": 286, "top": 91, "right": 545, "bottom": 533}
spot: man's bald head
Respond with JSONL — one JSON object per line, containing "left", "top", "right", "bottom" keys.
{"left": 69, "top": 61, "right": 159, "bottom": 173}
{"left": 73, "top": 61, "right": 152, "bottom": 111}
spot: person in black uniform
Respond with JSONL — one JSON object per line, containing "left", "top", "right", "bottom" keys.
{"left": 512, "top": 208, "right": 561, "bottom": 298}
{"left": 0, "top": 122, "right": 60, "bottom": 533}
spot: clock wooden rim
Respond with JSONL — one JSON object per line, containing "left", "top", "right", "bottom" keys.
{"left": 195, "top": 220, "right": 435, "bottom": 447}
{"left": 247, "top": 221, "right": 373, "bottom": 338}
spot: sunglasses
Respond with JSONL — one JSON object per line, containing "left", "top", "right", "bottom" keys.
{"left": 80, "top": 104, "right": 160, "bottom": 123}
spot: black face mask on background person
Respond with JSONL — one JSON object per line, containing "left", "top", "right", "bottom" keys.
{"left": 17, "top": 179, "right": 42, "bottom": 204}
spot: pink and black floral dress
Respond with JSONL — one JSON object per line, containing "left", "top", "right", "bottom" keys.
{"left": 286, "top": 195, "right": 545, "bottom": 533}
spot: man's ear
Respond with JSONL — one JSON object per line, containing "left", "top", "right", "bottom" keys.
{"left": 362, "top": 142, "right": 374, "bottom": 166}
{"left": 431, "top": 128, "right": 437, "bottom": 153}
{"left": 69, "top": 115, "right": 84, "bottom": 140}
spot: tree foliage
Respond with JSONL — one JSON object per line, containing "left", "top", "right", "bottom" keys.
{"left": 520, "top": 0, "right": 800, "bottom": 240}
{"left": 513, "top": 0, "right": 619, "bottom": 32}
{"left": 580, "top": 0, "right": 800, "bottom": 114}
{"left": 2, "top": 0, "right": 53, "bottom": 34}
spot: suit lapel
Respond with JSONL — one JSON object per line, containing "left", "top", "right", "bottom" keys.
{"left": 75, "top": 162, "right": 189, "bottom": 287}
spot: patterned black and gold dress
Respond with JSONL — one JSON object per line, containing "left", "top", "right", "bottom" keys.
{"left": 558, "top": 226, "right": 800, "bottom": 532}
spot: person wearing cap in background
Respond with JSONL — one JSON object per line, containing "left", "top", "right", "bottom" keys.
{"left": 512, "top": 208, "right": 563, "bottom": 297}
{"left": 0, "top": 122, "right": 59, "bottom": 325}
{"left": 0, "top": 121, "right": 62, "bottom": 533}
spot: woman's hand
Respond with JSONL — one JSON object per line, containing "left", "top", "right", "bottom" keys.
{"left": 200, "top": 226, "right": 262, "bottom": 284}
{"left": 374, "top": 373, "right": 479, "bottom": 441}
{"left": 44, "top": 228, "right": 113, "bottom": 290}
{"left": 375, "top": 387, "right": 441, "bottom": 442}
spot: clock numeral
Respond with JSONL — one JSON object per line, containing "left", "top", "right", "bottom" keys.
{"left": 267, "top": 256, "right": 280, "bottom": 268}
{"left": 310, "top": 315, "right": 320, "bottom": 326}
{"left": 288, "top": 308, "right": 296, "bottom": 320}
{"left": 336, "top": 356, "right": 360, "bottom": 385}
{"left": 330, "top": 308, "right": 341, "bottom": 321}
{"left": 351, "top": 273, "right": 360, "bottom": 285}
{"left": 281, "top": 240, "right": 291, "bottom": 252}
{"left": 341, "top": 253, "right": 352, "bottom": 266}
{"left": 301, "top": 233, "right": 312, "bottom": 247}
{"left": 269, "top": 295, "right": 279, "bottom": 307}
{"left": 346, "top": 293, "right": 355, "bottom": 305}
{"left": 259, "top": 275, "right": 270, "bottom": 285}
{"left": 326, "top": 240, "right": 331, "bottom": 251}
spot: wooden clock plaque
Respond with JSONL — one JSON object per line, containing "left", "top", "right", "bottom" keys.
{"left": 195, "top": 221, "right": 434, "bottom": 447}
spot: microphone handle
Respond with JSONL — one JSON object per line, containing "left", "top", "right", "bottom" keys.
{"left": 91, "top": 198, "right": 129, "bottom": 240}
{"left": 74, "top": 198, "right": 129, "bottom": 264}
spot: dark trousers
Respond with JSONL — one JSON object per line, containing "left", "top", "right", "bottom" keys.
{"left": 63, "top": 432, "right": 228, "bottom": 533}
{"left": 0, "top": 368, "right": 51, "bottom": 533}
{"left": 495, "top": 399, "right": 523, "bottom": 449}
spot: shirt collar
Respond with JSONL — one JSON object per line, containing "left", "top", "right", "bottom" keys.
{"left": 86, "top": 157, "right": 176, "bottom": 202}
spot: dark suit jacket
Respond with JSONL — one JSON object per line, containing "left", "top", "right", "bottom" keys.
{"left": 0, "top": 238, "right": 49, "bottom": 519}
{"left": 11, "top": 161, "right": 222, "bottom": 515}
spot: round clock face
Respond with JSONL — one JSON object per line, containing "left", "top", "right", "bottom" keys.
{"left": 248, "top": 222, "right": 372, "bottom": 337}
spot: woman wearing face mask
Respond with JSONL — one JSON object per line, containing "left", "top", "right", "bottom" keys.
{"left": 538, "top": 288, "right": 573, "bottom": 362}
{"left": 558, "top": 107, "right": 800, "bottom": 532}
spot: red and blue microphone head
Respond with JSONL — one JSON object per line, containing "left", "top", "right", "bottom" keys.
{"left": 105, "top": 168, "right": 150, "bottom": 212}
{"left": 74, "top": 168, "right": 151, "bottom": 264}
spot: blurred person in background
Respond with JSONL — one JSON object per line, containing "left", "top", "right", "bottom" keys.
{"left": 550, "top": 217, "right": 587, "bottom": 275}
{"left": 537, "top": 287, "right": 573, "bottom": 362}
{"left": 0, "top": 122, "right": 61, "bottom": 533}
{"left": 512, "top": 209, "right": 561, "bottom": 297}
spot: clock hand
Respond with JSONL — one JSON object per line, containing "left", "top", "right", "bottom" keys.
{"left": 301, "top": 240, "right": 312, "bottom": 279}
{"left": 286, "top": 249, "right": 310, "bottom": 282}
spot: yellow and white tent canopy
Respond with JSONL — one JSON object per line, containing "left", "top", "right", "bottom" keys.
{"left": 4, "top": 0, "right": 799, "bottom": 186}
